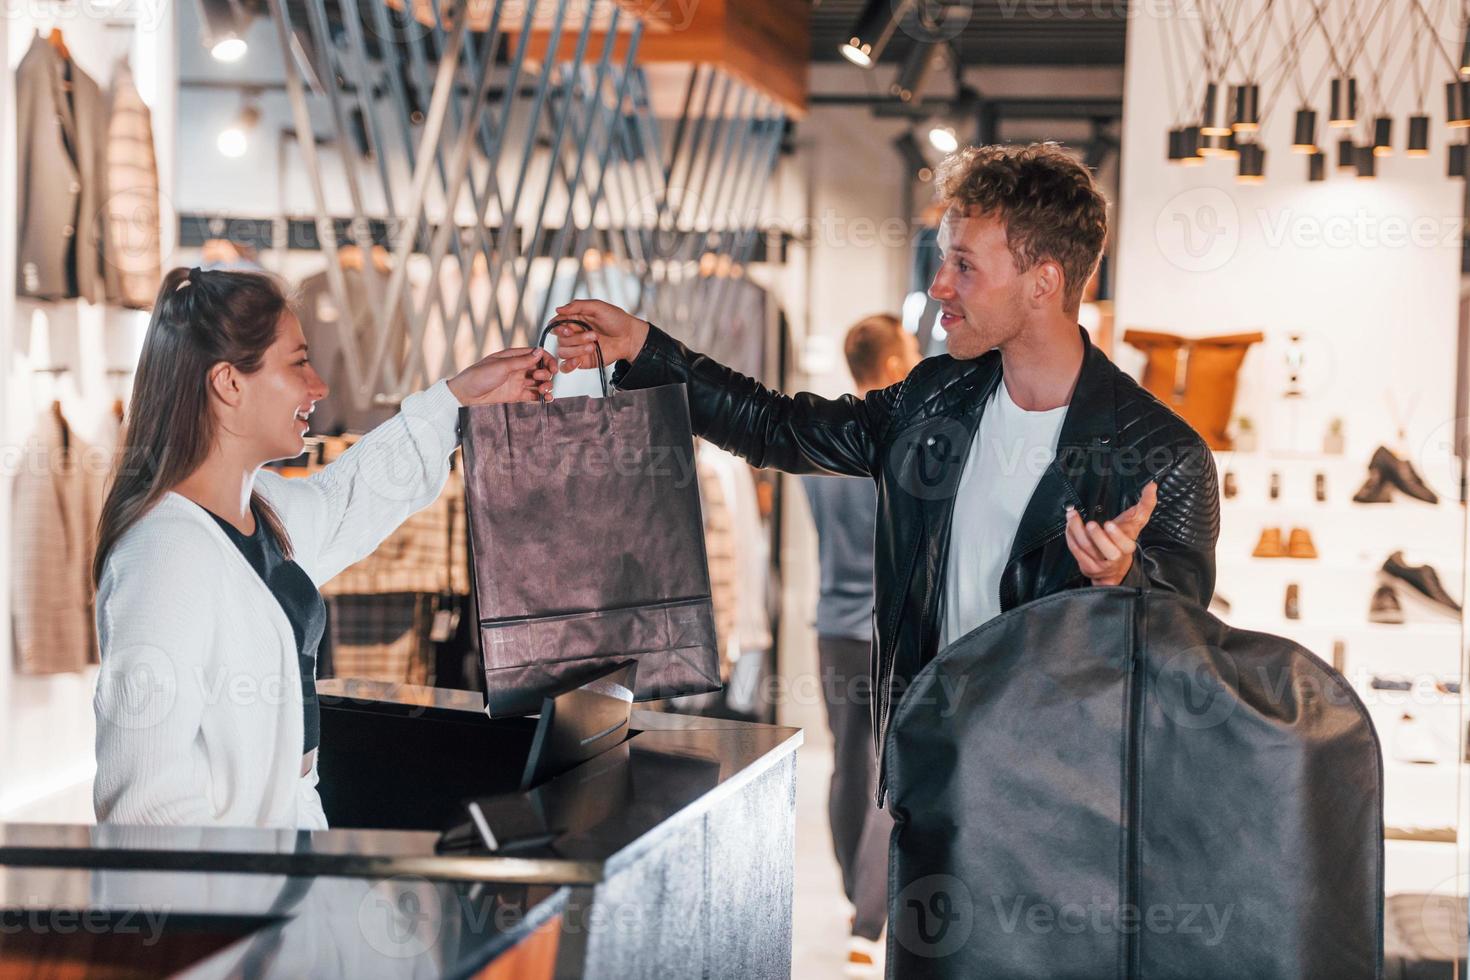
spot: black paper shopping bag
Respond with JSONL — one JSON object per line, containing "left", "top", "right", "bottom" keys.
{"left": 460, "top": 332, "right": 721, "bottom": 717}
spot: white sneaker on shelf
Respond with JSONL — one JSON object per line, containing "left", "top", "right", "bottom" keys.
{"left": 1393, "top": 712, "right": 1445, "bottom": 766}
{"left": 844, "top": 934, "right": 884, "bottom": 979}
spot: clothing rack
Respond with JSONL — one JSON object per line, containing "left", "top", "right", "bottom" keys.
{"left": 175, "top": 214, "right": 788, "bottom": 264}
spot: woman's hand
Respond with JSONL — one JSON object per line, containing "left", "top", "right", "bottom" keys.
{"left": 447, "top": 347, "right": 555, "bottom": 405}
{"left": 549, "top": 300, "right": 651, "bottom": 373}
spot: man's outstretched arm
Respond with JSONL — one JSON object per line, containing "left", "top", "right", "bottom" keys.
{"left": 552, "top": 300, "right": 901, "bottom": 479}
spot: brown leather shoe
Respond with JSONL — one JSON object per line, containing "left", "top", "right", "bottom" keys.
{"left": 1252, "top": 527, "right": 1285, "bottom": 558}
{"left": 1287, "top": 527, "right": 1318, "bottom": 559}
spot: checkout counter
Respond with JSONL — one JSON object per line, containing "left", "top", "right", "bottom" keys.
{"left": 0, "top": 679, "right": 802, "bottom": 978}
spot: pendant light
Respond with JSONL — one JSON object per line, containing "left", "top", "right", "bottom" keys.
{"left": 1372, "top": 117, "right": 1393, "bottom": 157}
{"left": 1450, "top": 141, "right": 1467, "bottom": 177}
{"left": 1180, "top": 125, "right": 1204, "bottom": 165}
{"left": 1201, "top": 82, "right": 1230, "bottom": 136}
{"left": 1236, "top": 142, "right": 1265, "bottom": 183}
{"left": 1336, "top": 136, "right": 1356, "bottom": 169}
{"left": 1329, "top": 78, "right": 1357, "bottom": 128}
{"left": 1291, "top": 108, "right": 1317, "bottom": 153}
{"left": 1448, "top": 80, "right": 1470, "bottom": 127}
{"left": 1307, "top": 150, "right": 1326, "bottom": 182}
{"left": 1406, "top": 115, "right": 1430, "bottom": 157}
{"left": 1232, "top": 83, "right": 1261, "bottom": 132}
{"left": 1355, "top": 144, "right": 1376, "bottom": 179}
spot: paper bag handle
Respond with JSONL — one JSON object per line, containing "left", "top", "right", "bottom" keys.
{"left": 539, "top": 318, "right": 609, "bottom": 398}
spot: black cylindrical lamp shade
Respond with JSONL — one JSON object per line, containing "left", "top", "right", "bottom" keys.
{"left": 1237, "top": 142, "right": 1265, "bottom": 182}
{"left": 1330, "top": 77, "right": 1357, "bottom": 127}
{"left": 1407, "top": 115, "right": 1430, "bottom": 156}
{"left": 1337, "top": 136, "right": 1356, "bottom": 169}
{"left": 1372, "top": 116, "right": 1392, "bottom": 156}
{"left": 1449, "top": 80, "right": 1470, "bottom": 127}
{"left": 1308, "top": 150, "right": 1326, "bottom": 181}
{"left": 1291, "top": 108, "right": 1317, "bottom": 152}
{"left": 1201, "top": 82, "right": 1230, "bottom": 136}
{"left": 1355, "top": 144, "right": 1376, "bottom": 178}
{"left": 840, "top": 0, "right": 911, "bottom": 67}
{"left": 1450, "top": 142, "right": 1468, "bottom": 177}
{"left": 1167, "top": 128, "right": 1182, "bottom": 161}
{"left": 1180, "top": 125, "right": 1203, "bottom": 164}
{"left": 1233, "top": 84, "right": 1261, "bottom": 132}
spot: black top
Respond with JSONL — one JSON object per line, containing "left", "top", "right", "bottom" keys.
{"left": 207, "top": 503, "right": 325, "bottom": 755}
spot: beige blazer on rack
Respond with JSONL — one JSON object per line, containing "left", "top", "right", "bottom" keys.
{"left": 11, "top": 405, "right": 105, "bottom": 674}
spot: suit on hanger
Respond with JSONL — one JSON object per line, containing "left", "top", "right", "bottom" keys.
{"left": 15, "top": 32, "right": 110, "bottom": 303}
{"left": 11, "top": 405, "right": 104, "bottom": 674}
{"left": 103, "top": 59, "right": 161, "bottom": 310}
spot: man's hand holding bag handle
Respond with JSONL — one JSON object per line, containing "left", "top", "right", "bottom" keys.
{"left": 458, "top": 314, "right": 722, "bottom": 717}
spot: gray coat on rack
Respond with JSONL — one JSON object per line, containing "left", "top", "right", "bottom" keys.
{"left": 15, "top": 32, "right": 110, "bottom": 303}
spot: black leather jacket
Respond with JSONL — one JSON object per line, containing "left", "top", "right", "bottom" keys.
{"left": 612, "top": 324, "right": 1221, "bottom": 801}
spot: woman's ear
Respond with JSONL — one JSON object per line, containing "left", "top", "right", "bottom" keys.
{"left": 208, "top": 361, "right": 244, "bottom": 409}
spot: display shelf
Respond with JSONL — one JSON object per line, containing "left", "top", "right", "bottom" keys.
{"left": 1384, "top": 839, "right": 1464, "bottom": 897}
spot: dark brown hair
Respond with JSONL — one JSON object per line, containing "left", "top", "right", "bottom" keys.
{"left": 933, "top": 142, "right": 1108, "bottom": 312}
{"left": 843, "top": 313, "right": 906, "bottom": 385}
{"left": 93, "top": 267, "right": 295, "bottom": 585}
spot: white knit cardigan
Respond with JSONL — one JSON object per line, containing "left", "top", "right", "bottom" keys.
{"left": 93, "top": 380, "right": 463, "bottom": 829}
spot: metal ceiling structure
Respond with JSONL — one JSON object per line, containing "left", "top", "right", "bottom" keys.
{"left": 808, "top": 0, "right": 1130, "bottom": 67}
{"left": 264, "top": 0, "right": 786, "bottom": 410}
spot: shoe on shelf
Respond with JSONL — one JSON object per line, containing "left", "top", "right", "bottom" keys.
{"left": 1368, "top": 446, "right": 1439, "bottom": 504}
{"left": 1286, "top": 528, "right": 1318, "bottom": 559}
{"left": 1352, "top": 467, "right": 1393, "bottom": 504}
{"left": 1209, "top": 592, "right": 1232, "bottom": 616}
{"left": 1315, "top": 472, "right": 1327, "bottom": 503}
{"left": 1223, "top": 470, "right": 1238, "bottom": 499}
{"left": 1368, "top": 585, "right": 1405, "bottom": 625}
{"left": 844, "top": 935, "right": 884, "bottom": 979}
{"left": 1269, "top": 471, "right": 1282, "bottom": 501}
{"left": 1252, "top": 527, "right": 1285, "bottom": 558}
{"left": 1284, "top": 583, "right": 1301, "bottom": 620}
{"left": 1381, "top": 551, "right": 1462, "bottom": 616}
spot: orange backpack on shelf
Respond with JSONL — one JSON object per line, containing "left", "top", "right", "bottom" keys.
{"left": 1122, "top": 329, "right": 1264, "bottom": 450}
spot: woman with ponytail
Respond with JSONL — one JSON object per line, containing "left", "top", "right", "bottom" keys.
{"left": 92, "top": 266, "right": 554, "bottom": 828}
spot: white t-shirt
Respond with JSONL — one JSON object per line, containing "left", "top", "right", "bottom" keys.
{"left": 939, "top": 379, "right": 1068, "bottom": 649}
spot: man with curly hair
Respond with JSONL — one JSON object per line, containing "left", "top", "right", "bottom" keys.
{"left": 553, "top": 141, "right": 1219, "bottom": 808}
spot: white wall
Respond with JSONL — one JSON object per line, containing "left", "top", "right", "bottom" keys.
{"left": 0, "top": 4, "right": 175, "bottom": 822}
{"left": 1114, "top": 2, "right": 1467, "bottom": 894}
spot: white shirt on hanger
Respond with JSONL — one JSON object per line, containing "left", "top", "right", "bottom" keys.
{"left": 939, "top": 379, "right": 1068, "bottom": 650}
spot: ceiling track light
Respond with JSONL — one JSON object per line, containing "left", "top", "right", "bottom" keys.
{"left": 198, "top": 0, "right": 251, "bottom": 62}
{"left": 891, "top": 40, "right": 951, "bottom": 103}
{"left": 893, "top": 130, "right": 934, "bottom": 183}
{"left": 217, "top": 91, "right": 261, "bottom": 158}
{"left": 1329, "top": 77, "right": 1357, "bottom": 128}
{"left": 840, "top": 0, "right": 915, "bottom": 68}
{"left": 1291, "top": 108, "right": 1317, "bottom": 153}
{"left": 928, "top": 122, "right": 959, "bottom": 154}
{"left": 1407, "top": 115, "right": 1430, "bottom": 157}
